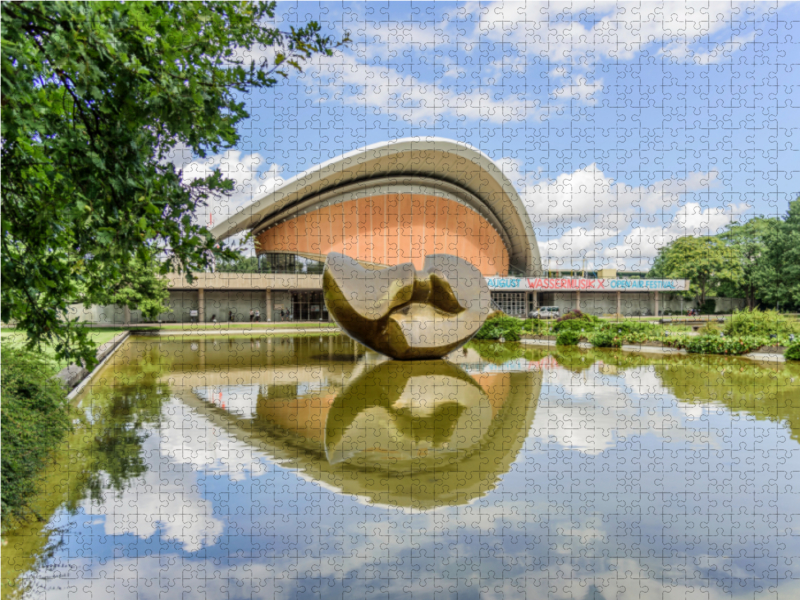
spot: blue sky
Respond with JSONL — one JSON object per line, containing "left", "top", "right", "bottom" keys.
{"left": 180, "top": 1, "right": 800, "bottom": 271}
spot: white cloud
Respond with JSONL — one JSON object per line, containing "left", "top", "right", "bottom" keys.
{"left": 605, "top": 201, "right": 747, "bottom": 269}
{"left": 522, "top": 163, "right": 718, "bottom": 227}
{"left": 179, "top": 150, "right": 284, "bottom": 227}
{"left": 550, "top": 72, "right": 604, "bottom": 104}
{"left": 307, "top": 53, "right": 541, "bottom": 125}
{"left": 511, "top": 162, "right": 738, "bottom": 270}
{"left": 474, "top": 1, "right": 772, "bottom": 64}
{"left": 95, "top": 397, "right": 272, "bottom": 553}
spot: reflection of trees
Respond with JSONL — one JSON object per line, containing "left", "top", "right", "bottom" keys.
{"left": 537, "top": 346, "right": 800, "bottom": 442}
{"left": 466, "top": 340, "right": 549, "bottom": 365}
{"left": 2, "top": 340, "right": 173, "bottom": 597}
{"left": 549, "top": 347, "right": 599, "bottom": 374}
{"left": 65, "top": 344, "right": 173, "bottom": 508}
{"left": 71, "top": 384, "right": 170, "bottom": 507}
{"left": 653, "top": 357, "right": 800, "bottom": 442}
{"left": 471, "top": 341, "right": 800, "bottom": 443}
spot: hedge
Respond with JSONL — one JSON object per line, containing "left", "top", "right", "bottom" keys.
{"left": 1, "top": 346, "right": 72, "bottom": 529}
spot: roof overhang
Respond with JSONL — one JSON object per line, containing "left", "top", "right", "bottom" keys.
{"left": 211, "top": 137, "right": 543, "bottom": 276}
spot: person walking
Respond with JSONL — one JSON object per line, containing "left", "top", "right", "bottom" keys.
{"left": 280, "top": 309, "right": 284, "bottom": 321}
{"left": 249, "top": 309, "right": 254, "bottom": 323}
{"left": 229, "top": 310, "right": 234, "bottom": 322}
{"left": 255, "top": 309, "right": 260, "bottom": 322}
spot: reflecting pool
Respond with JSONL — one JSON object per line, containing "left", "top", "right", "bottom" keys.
{"left": 4, "top": 335, "right": 800, "bottom": 599}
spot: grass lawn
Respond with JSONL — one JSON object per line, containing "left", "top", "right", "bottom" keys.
{"left": 1, "top": 328, "right": 127, "bottom": 370}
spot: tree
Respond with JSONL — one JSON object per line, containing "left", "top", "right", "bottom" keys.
{"left": 717, "top": 216, "right": 779, "bottom": 309}
{"left": 89, "top": 256, "right": 171, "bottom": 322}
{"left": 2, "top": 2, "right": 345, "bottom": 365}
{"left": 648, "top": 235, "right": 738, "bottom": 307}
{"left": 216, "top": 255, "right": 260, "bottom": 273}
{"left": 758, "top": 198, "right": 800, "bottom": 311}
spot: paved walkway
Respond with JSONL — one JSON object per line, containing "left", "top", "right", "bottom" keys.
{"left": 134, "top": 327, "right": 341, "bottom": 337}
{"left": 82, "top": 321, "right": 337, "bottom": 330}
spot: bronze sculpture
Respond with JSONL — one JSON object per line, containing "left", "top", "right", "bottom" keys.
{"left": 322, "top": 253, "right": 493, "bottom": 359}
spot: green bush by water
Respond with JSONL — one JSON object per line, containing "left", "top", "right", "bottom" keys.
{"left": 522, "top": 318, "right": 549, "bottom": 334}
{"left": 556, "top": 330, "right": 581, "bottom": 346}
{"left": 697, "top": 322, "right": 721, "bottom": 335}
{"left": 666, "top": 334, "right": 768, "bottom": 356}
{"left": 473, "top": 314, "right": 523, "bottom": 341}
{"left": 552, "top": 310, "right": 600, "bottom": 333}
{"left": 596, "top": 320, "right": 661, "bottom": 343}
{"left": 725, "top": 309, "right": 800, "bottom": 337}
{"left": 590, "top": 331, "right": 623, "bottom": 348}
{"left": 786, "top": 343, "right": 800, "bottom": 361}
{"left": 1, "top": 346, "right": 72, "bottom": 530}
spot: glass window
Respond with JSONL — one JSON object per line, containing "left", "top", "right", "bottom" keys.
{"left": 490, "top": 292, "right": 527, "bottom": 318}
{"left": 288, "top": 291, "right": 330, "bottom": 321}
{"left": 258, "top": 253, "right": 325, "bottom": 274}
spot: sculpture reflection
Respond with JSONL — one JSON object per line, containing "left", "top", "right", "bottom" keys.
{"left": 179, "top": 349, "right": 541, "bottom": 510}
{"left": 325, "top": 360, "right": 495, "bottom": 471}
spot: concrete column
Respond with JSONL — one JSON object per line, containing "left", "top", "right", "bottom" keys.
{"left": 266, "top": 289, "right": 272, "bottom": 322}
{"left": 654, "top": 291, "right": 659, "bottom": 317}
{"left": 198, "top": 288, "right": 205, "bottom": 323}
{"left": 123, "top": 305, "right": 131, "bottom": 326}
{"left": 532, "top": 291, "right": 538, "bottom": 311}
{"left": 576, "top": 290, "right": 581, "bottom": 312}
{"left": 616, "top": 290, "right": 621, "bottom": 320}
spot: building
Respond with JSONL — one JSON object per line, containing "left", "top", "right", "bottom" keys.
{"left": 73, "top": 138, "right": 744, "bottom": 325}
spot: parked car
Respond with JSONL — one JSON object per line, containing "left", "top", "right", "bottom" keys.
{"left": 532, "top": 306, "right": 561, "bottom": 320}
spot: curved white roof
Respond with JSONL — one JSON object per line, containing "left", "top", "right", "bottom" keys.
{"left": 211, "top": 137, "right": 542, "bottom": 276}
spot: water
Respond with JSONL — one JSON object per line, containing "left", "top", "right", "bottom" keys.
{"left": 4, "top": 335, "right": 800, "bottom": 600}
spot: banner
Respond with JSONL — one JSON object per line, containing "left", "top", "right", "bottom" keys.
{"left": 486, "top": 277, "right": 689, "bottom": 292}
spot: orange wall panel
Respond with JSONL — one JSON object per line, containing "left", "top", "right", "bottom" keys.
{"left": 256, "top": 194, "right": 509, "bottom": 276}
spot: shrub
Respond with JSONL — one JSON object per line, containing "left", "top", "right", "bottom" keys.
{"left": 556, "top": 330, "right": 581, "bottom": 346}
{"left": 553, "top": 319, "right": 592, "bottom": 334}
{"left": 697, "top": 322, "right": 721, "bottom": 335}
{"left": 786, "top": 343, "right": 800, "bottom": 361}
{"left": 681, "top": 335, "right": 766, "bottom": 356}
{"left": 1, "top": 345, "right": 72, "bottom": 529}
{"left": 553, "top": 311, "right": 600, "bottom": 333}
{"left": 598, "top": 320, "right": 659, "bottom": 337}
{"left": 555, "top": 309, "right": 600, "bottom": 325}
{"left": 725, "top": 309, "right": 800, "bottom": 337}
{"left": 522, "top": 318, "right": 549, "bottom": 334}
{"left": 473, "top": 314, "right": 523, "bottom": 342}
{"left": 590, "top": 331, "right": 622, "bottom": 348}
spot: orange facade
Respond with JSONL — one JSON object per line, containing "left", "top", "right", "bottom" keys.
{"left": 256, "top": 194, "right": 510, "bottom": 276}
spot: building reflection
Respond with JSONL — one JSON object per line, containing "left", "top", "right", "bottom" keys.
{"left": 170, "top": 340, "right": 542, "bottom": 510}
{"left": 158, "top": 334, "right": 800, "bottom": 508}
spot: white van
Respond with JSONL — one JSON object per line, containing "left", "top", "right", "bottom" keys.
{"left": 532, "top": 306, "right": 561, "bottom": 320}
